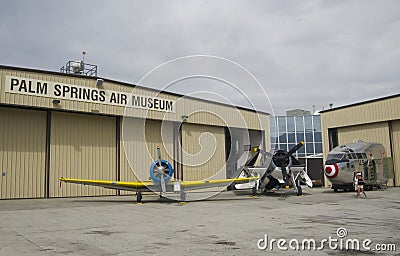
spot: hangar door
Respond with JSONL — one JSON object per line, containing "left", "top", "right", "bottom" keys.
{"left": 181, "top": 123, "right": 226, "bottom": 181}
{"left": 337, "top": 122, "right": 391, "bottom": 156}
{"left": 49, "top": 112, "right": 117, "bottom": 197}
{"left": 120, "top": 118, "right": 174, "bottom": 188}
{"left": 0, "top": 108, "right": 47, "bottom": 199}
{"left": 390, "top": 120, "right": 400, "bottom": 186}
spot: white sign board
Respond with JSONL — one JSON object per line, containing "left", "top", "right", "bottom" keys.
{"left": 5, "top": 76, "right": 175, "bottom": 112}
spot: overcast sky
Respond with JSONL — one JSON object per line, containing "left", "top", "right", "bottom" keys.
{"left": 1, "top": 0, "right": 399, "bottom": 115}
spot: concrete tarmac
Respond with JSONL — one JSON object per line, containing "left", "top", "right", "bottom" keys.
{"left": 0, "top": 187, "right": 399, "bottom": 256}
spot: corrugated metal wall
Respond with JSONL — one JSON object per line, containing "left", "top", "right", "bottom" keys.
{"left": 49, "top": 112, "right": 116, "bottom": 197}
{"left": 321, "top": 96, "right": 400, "bottom": 128}
{"left": 120, "top": 118, "right": 174, "bottom": 188}
{"left": 182, "top": 123, "right": 226, "bottom": 181}
{"left": 337, "top": 122, "right": 392, "bottom": 157}
{"left": 391, "top": 120, "right": 400, "bottom": 186}
{"left": 0, "top": 107, "right": 46, "bottom": 199}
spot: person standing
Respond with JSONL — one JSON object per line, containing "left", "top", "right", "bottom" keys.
{"left": 356, "top": 172, "right": 367, "bottom": 199}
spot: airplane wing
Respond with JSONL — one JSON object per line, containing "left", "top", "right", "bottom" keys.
{"left": 59, "top": 178, "right": 154, "bottom": 191}
{"left": 59, "top": 177, "right": 259, "bottom": 197}
{"left": 180, "top": 177, "right": 259, "bottom": 190}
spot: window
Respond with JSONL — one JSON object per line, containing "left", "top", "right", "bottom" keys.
{"left": 295, "top": 116, "right": 304, "bottom": 131}
{"left": 305, "top": 132, "right": 314, "bottom": 143}
{"left": 287, "top": 143, "right": 296, "bottom": 152}
{"left": 287, "top": 133, "right": 296, "bottom": 143}
{"left": 287, "top": 116, "right": 295, "bottom": 132}
{"left": 313, "top": 116, "right": 321, "bottom": 131}
{"left": 297, "top": 144, "right": 306, "bottom": 154}
{"left": 278, "top": 143, "right": 288, "bottom": 151}
{"left": 296, "top": 132, "right": 304, "bottom": 142}
{"left": 278, "top": 133, "right": 287, "bottom": 143}
{"left": 314, "top": 143, "right": 322, "bottom": 154}
{"left": 304, "top": 116, "right": 312, "bottom": 131}
{"left": 314, "top": 132, "right": 322, "bottom": 143}
{"left": 278, "top": 117, "right": 286, "bottom": 133}
{"left": 306, "top": 143, "right": 314, "bottom": 155}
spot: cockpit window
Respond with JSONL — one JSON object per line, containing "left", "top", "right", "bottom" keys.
{"left": 325, "top": 152, "right": 350, "bottom": 164}
{"left": 327, "top": 153, "right": 345, "bottom": 161}
{"left": 356, "top": 153, "right": 364, "bottom": 159}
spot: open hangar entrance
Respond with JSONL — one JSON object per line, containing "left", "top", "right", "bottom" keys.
{"left": 225, "top": 128, "right": 264, "bottom": 179}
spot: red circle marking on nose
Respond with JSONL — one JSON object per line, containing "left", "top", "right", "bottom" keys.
{"left": 325, "top": 166, "right": 332, "bottom": 174}
{"left": 325, "top": 164, "right": 339, "bottom": 178}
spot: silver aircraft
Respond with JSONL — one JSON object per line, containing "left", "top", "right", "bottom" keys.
{"left": 324, "top": 140, "right": 389, "bottom": 192}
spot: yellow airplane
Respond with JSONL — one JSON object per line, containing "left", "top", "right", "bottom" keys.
{"left": 59, "top": 147, "right": 258, "bottom": 203}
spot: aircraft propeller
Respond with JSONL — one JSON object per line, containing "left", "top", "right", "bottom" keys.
{"left": 273, "top": 141, "right": 304, "bottom": 185}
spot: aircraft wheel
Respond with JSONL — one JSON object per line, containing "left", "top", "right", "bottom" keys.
{"left": 179, "top": 190, "right": 186, "bottom": 202}
{"left": 252, "top": 186, "right": 257, "bottom": 196}
{"left": 136, "top": 192, "right": 142, "bottom": 203}
{"left": 333, "top": 188, "right": 338, "bottom": 192}
{"left": 296, "top": 181, "right": 303, "bottom": 196}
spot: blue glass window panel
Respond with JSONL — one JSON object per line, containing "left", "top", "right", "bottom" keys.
{"left": 295, "top": 116, "right": 304, "bottom": 131}
{"left": 287, "top": 116, "right": 295, "bottom": 132}
{"left": 305, "top": 132, "right": 314, "bottom": 142}
{"left": 306, "top": 143, "right": 314, "bottom": 154}
{"left": 313, "top": 116, "right": 321, "bottom": 131}
{"left": 296, "top": 132, "right": 304, "bottom": 142}
{"left": 278, "top": 117, "right": 286, "bottom": 133}
{"left": 287, "top": 143, "right": 296, "bottom": 152}
{"left": 314, "top": 143, "right": 323, "bottom": 154}
{"left": 278, "top": 133, "right": 287, "bottom": 143}
{"left": 297, "top": 144, "right": 306, "bottom": 154}
{"left": 304, "top": 116, "right": 312, "bottom": 131}
{"left": 287, "top": 133, "right": 296, "bottom": 143}
{"left": 278, "top": 143, "right": 288, "bottom": 151}
{"left": 314, "top": 132, "right": 322, "bottom": 143}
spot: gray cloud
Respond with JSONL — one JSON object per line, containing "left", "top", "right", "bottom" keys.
{"left": 1, "top": 0, "right": 399, "bottom": 115}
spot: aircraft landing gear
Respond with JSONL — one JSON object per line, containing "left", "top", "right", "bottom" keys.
{"left": 136, "top": 191, "right": 142, "bottom": 204}
{"left": 296, "top": 180, "right": 303, "bottom": 196}
{"left": 179, "top": 190, "right": 186, "bottom": 202}
{"left": 252, "top": 185, "right": 257, "bottom": 197}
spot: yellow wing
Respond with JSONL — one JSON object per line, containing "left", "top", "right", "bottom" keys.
{"left": 181, "top": 177, "right": 259, "bottom": 190}
{"left": 59, "top": 177, "right": 153, "bottom": 191}
{"left": 59, "top": 177, "right": 259, "bottom": 192}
